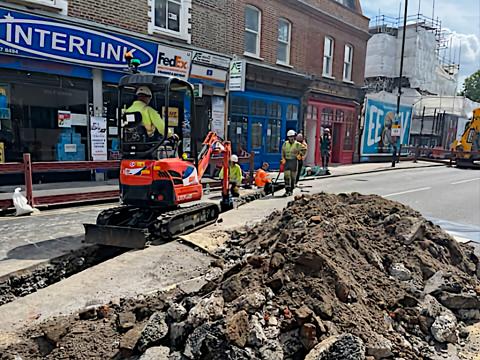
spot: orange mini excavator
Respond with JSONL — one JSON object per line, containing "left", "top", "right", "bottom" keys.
{"left": 84, "top": 73, "right": 232, "bottom": 249}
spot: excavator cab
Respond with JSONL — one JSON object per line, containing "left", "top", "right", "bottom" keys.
{"left": 451, "top": 108, "right": 480, "bottom": 168}
{"left": 119, "top": 74, "right": 193, "bottom": 160}
{"left": 84, "top": 74, "right": 232, "bottom": 249}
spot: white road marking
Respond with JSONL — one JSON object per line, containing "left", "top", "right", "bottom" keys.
{"left": 451, "top": 178, "right": 480, "bottom": 185}
{"left": 384, "top": 187, "right": 432, "bottom": 197}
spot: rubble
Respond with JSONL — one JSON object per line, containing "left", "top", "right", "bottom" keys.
{"left": 2, "top": 193, "right": 480, "bottom": 360}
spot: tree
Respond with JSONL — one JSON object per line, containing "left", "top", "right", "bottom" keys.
{"left": 462, "top": 70, "right": 480, "bottom": 102}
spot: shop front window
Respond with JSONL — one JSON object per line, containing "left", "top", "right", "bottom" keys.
{"left": 286, "top": 104, "right": 298, "bottom": 121}
{"left": 231, "top": 96, "right": 249, "bottom": 114}
{"left": 251, "top": 99, "right": 266, "bottom": 116}
{"left": 251, "top": 121, "right": 263, "bottom": 149}
{"left": 267, "top": 118, "right": 281, "bottom": 153}
{"left": 228, "top": 115, "right": 248, "bottom": 156}
{"left": 306, "top": 105, "right": 312, "bottom": 120}
{"left": 268, "top": 102, "right": 281, "bottom": 118}
{"left": 321, "top": 107, "right": 334, "bottom": 127}
{"left": 343, "top": 122, "right": 354, "bottom": 151}
{"left": 336, "top": 109, "right": 345, "bottom": 122}
{"left": 10, "top": 83, "right": 89, "bottom": 162}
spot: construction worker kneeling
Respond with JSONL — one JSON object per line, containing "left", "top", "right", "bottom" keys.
{"left": 255, "top": 162, "right": 273, "bottom": 195}
{"left": 281, "top": 130, "right": 302, "bottom": 196}
{"left": 219, "top": 154, "right": 243, "bottom": 197}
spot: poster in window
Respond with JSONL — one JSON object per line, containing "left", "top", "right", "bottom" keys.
{"left": 90, "top": 117, "right": 108, "bottom": 161}
{"left": 0, "top": 142, "right": 4, "bottom": 163}
{"left": 58, "top": 111, "right": 72, "bottom": 128}
{"left": 0, "top": 84, "right": 10, "bottom": 121}
{"left": 162, "top": 107, "right": 179, "bottom": 127}
{"left": 211, "top": 97, "right": 225, "bottom": 139}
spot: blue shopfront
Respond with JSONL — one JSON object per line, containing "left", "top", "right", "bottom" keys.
{"left": 0, "top": 5, "right": 229, "bottom": 168}
{"left": 229, "top": 91, "right": 301, "bottom": 169}
{"left": 0, "top": 5, "right": 159, "bottom": 164}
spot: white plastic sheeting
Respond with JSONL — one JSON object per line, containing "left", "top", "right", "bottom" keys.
{"left": 365, "top": 33, "right": 398, "bottom": 78}
{"left": 365, "top": 26, "right": 457, "bottom": 96}
{"left": 413, "top": 96, "right": 480, "bottom": 117}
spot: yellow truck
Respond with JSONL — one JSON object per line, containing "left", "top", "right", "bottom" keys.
{"left": 451, "top": 108, "right": 480, "bottom": 167}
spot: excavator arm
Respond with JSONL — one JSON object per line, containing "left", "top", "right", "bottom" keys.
{"left": 196, "top": 132, "right": 232, "bottom": 209}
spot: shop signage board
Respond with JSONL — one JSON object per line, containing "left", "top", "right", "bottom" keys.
{"left": 58, "top": 110, "right": 72, "bottom": 128}
{"left": 192, "top": 51, "right": 230, "bottom": 69}
{"left": 156, "top": 45, "right": 192, "bottom": 78}
{"left": 90, "top": 116, "right": 107, "bottom": 161}
{"left": 228, "top": 60, "right": 246, "bottom": 92}
{"left": 361, "top": 98, "right": 412, "bottom": 157}
{"left": 0, "top": 7, "right": 158, "bottom": 72}
{"left": 190, "top": 64, "right": 227, "bottom": 87}
{"left": 211, "top": 96, "right": 225, "bottom": 139}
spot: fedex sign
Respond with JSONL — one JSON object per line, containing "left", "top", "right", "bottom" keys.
{"left": 156, "top": 45, "right": 192, "bottom": 78}
{"left": 361, "top": 98, "right": 412, "bottom": 157}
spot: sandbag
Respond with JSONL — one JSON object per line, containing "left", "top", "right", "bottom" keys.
{"left": 12, "top": 187, "right": 34, "bottom": 216}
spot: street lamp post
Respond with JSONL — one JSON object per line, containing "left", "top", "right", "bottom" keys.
{"left": 393, "top": 0, "right": 409, "bottom": 167}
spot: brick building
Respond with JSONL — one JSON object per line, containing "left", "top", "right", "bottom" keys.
{"left": 228, "top": 0, "right": 369, "bottom": 166}
{"left": 0, "top": 0, "right": 369, "bottom": 169}
{"left": 192, "top": 0, "right": 370, "bottom": 166}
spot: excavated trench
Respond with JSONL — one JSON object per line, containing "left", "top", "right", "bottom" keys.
{"left": 0, "top": 245, "right": 125, "bottom": 306}
{"left": 0, "top": 189, "right": 272, "bottom": 307}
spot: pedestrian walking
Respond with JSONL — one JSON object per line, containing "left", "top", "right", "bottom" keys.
{"left": 281, "top": 130, "right": 301, "bottom": 196}
{"left": 320, "top": 128, "right": 332, "bottom": 171}
{"left": 295, "top": 133, "right": 308, "bottom": 185}
{"left": 219, "top": 154, "right": 243, "bottom": 197}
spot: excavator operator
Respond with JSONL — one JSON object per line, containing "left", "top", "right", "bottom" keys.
{"left": 126, "top": 86, "right": 174, "bottom": 141}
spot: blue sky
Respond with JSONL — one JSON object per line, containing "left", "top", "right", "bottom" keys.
{"left": 361, "top": 0, "right": 480, "bottom": 88}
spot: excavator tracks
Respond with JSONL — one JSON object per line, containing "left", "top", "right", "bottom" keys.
{"left": 84, "top": 202, "right": 219, "bottom": 249}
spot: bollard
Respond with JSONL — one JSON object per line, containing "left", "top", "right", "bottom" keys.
{"left": 23, "top": 153, "right": 34, "bottom": 206}
{"left": 249, "top": 152, "right": 255, "bottom": 187}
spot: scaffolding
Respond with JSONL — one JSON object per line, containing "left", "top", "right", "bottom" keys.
{"left": 365, "top": 12, "right": 459, "bottom": 97}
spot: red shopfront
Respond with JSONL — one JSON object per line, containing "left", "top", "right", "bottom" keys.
{"left": 305, "top": 100, "right": 357, "bottom": 165}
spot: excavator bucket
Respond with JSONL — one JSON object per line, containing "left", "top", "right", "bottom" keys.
{"left": 83, "top": 224, "right": 148, "bottom": 249}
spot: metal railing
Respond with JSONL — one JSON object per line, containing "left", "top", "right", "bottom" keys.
{"left": 0, "top": 153, "right": 255, "bottom": 210}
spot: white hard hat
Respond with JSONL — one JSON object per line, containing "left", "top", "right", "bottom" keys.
{"left": 287, "top": 130, "right": 296, "bottom": 137}
{"left": 136, "top": 86, "right": 152, "bottom": 97}
{"left": 231, "top": 154, "right": 239, "bottom": 162}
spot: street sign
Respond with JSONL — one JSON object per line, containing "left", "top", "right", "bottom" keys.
{"left": 391, "top": 124, "right": 401, "bottom": 137}
{"left": 229, "top": 60, "right": 246, "bottom": 92}
{"left": 194, "top": 84, "right": 203, "bottom": 98}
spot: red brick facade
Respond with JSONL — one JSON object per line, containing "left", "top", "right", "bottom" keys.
{"left": 67, "top": 0, "right": 370, "bottom": 90}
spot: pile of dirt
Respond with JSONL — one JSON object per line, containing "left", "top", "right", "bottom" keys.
{"left": 2, "top": 193, "right": 480, "bottom": 360}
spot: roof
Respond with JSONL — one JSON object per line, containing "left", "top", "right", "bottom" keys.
{"left": 118, "top": 74, "right": 193, "bottom": 90}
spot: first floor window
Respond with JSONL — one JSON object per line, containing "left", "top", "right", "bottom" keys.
{"left": 155, "top": 0, "right": 181, "bottom": 33}
{"left": 245, "top": 6, "right": 261, "bottom": 56}
{"left": 343, "top": 44, "right": 353, "bottom": 81}
{"left": 277, "top": 19, "right": 291, "bottom": 64}
{"left": 323, "top": 37, "right": 334, "bottom": 77}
